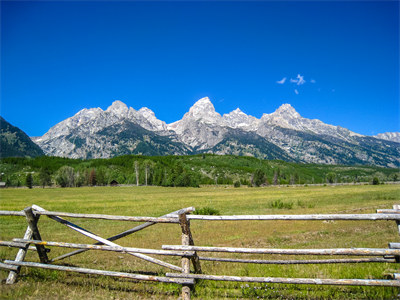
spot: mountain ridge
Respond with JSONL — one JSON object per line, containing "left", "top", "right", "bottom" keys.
{"left": 30, "top": 97, "right": 399, "bottom": 167}
{"left": 0, "top": 117, "right": 45, "bottom": 158}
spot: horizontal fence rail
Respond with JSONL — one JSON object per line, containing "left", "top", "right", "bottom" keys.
{"left": 1, "top": 204, "right": 400, "bottom": 300}
{"left": 186, "top": 214, "right": 400, "bottom": 221}
{"left": 1, "top": 239, "right": 195, "bottom": 257}
{"left": 4, "top": 211, "right": 400, "bottom": 221}
{"left": 162, "top": 245, "right": 400, "bottom": 256}
{"left": 165, "top": 273, "right": 400, "bottom": 287}
{"left": 4, "top": 261, "right": 195, "bottom": 285}
{"left": 198, "top": 256, "right": 395, "bottom": 264}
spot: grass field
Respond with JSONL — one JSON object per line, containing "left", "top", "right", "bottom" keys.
{"left": 1, "top": 184, "right": 400, "bottom": 299}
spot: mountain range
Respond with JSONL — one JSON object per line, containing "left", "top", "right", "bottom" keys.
{"left": 29, "top": 97, "right": 399, "bottom": 168}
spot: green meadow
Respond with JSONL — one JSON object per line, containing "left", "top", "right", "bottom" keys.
{"left": 1, "top": 184, "right": 400, "bottom": 299}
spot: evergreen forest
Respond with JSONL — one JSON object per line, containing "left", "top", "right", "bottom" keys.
{"left": 0, "top": 154, "right": 398, "bottom": 188}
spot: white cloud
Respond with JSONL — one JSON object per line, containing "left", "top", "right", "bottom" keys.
{"left": 294, "top": 89, "right": 299, "bottom": 95}
{"left": 276, "top": 77, "right": 287, "bottom": 84}
{"left": 310, "top": 79, "right": 316, "bottom": 83}
{"left": 296, "top": 74, "right": 305, "bottom": 85}
{"left": 290, "top": 74, "right": 306, "bottom": 86}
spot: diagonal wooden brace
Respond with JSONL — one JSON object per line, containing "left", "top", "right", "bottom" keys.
{"left": 6, "top": 225, "right": 33, "bottom": 284}
{"left": 32, "top": 205, "right": 182, "bottom": 272}
{"left": 24, "top": 207, "right": 49, "bottom": 264}
{"left": 50, "top": 207, "right": 194, "bottom": 262}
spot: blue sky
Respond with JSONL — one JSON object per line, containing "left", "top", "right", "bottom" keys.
{"left": 1, "top": 0, "right": 399, "bottom": 137}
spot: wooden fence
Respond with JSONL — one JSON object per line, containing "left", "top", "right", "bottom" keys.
{"left": 1, "top": 204, "right": 400, "bottom": 299}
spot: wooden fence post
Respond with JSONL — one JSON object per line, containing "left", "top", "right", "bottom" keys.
{"left": 24, "top": 207, "right": 49, "bottom": 264}
{"left": 179, "top": 213, "right": 195, "bottom": 300}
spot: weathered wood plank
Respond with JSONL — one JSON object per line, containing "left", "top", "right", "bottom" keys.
{"left": 0, "top": 262, "right": 19, "bottom": 271}
{"left": 6, "top": 225, "right": 33, "bottom": 284}
{"left": 389, "top": 243, "right": 400, "bottom": 249}
{"left": 50, "top": 207, "right": 195, "bottom": 262}
{"left": 179, "top": 213, "right": 191, "bottom": 300}
{"left": 33, "top": 210, "right": 179, "bottom": 223}
{"left": 0, "top": 241, "right": 50, "bottom": 253}
{"left": 14, "top": 239, "right": 194, "bottom": 257}
{"left": 4, "top": 260, "right": 194, "bottom": 285}
{"left": 32, "top": 205, "right": 183, "bottom": 272}
{"left": 163, "top": 245, "right": 400, "bottom": 256}
{"left": 24, "top": 207, "right": 49, "bottom": 264}
{"left": 0, "top": 210, "right": 25, "bottom": 216}
{"left": 377, "top": 209, "right": 400, "bottom": 214}
{"left": 0, "top": 241, "right": 29, "bottom": 248}
{"left": 166, "top": 273, "right": 400, "bottom": 287}
{"left": 198, "top": 256, "right": 395, "bottom": 264}
{"left": 186, "top": 214, "right": 400, "bottom": 221}
{"left": 179, "top": 214, "right": 201, "bottom": 274}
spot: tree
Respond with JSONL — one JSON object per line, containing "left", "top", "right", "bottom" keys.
{"left": 26, "top": 173, "right": 33, "bottom": 189}
{"left": 143, "top": 160, "right": 155, "bottom": 186}
{"left": 39, "top": 167, "right": 52, "bottom": 188}
{"left": 252, "top": 169, "right": 266, "bottom": 187}
{"left": 326, "top": 172, "right": 336, "bottom": 184}
{"left": 75, "top": 170, "right": 86, "bottom": 187}
{"left": 96, "top": 167, "right": 107, "bottom": 186}
{"left": 89, "top": 169, "right": 97, "bottom": 186}
{"left": 273, "top": 171, "right": 278, "bottom": 185}
{"left": 55, "top": 166, "right": 75, "bottom": 187}
{"left": 134, "top": 161, "right": 139, "bottom": 186}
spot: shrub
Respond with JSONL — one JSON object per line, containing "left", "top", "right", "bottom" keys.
{"left": 26, "top": 173, "right": 33, "bottom": 189}
{"left": 234, "top": 181, "right": 241, "bottom": 188}
{"left": 372, "top": 177, "right": 380, "bottom": 185}
{"left": 268, "top": 200, "right": 293, "bottom": 209}
{"left": 193, "top": 206, "right": 220, "bottom": 215}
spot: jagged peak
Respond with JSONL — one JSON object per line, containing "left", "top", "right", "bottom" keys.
{"left": 223, "top": 108, "right": 248, "bottom": 119}
{"left": 189, "top": 97, "right": 215, "bottom": 112}
{"left": 186, "top": 97, "right": 221, "bottom": 123}
{"left": 106, "top": 100, "right": 129, "bottom": 116}
{"left": 271, "top": 103, "right": 301, "bottom": 119}
{"left": 138, "top": 107, "right": 155, "bottom": 116}
{"left": 195, "top": 96, "right": 212, "bottom": 104}
{"left": 276, "top": 103, "right": 296, "bottom": 113}
{"left": 232, "top": 108, "right": 243, "bottom": 114}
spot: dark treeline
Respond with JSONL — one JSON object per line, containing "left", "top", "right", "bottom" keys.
{"left": 0, "top": 154, "right": 398, "bottom": 188}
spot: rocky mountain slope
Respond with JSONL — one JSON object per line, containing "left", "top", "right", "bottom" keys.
{"left": 32, "top": 97, "right": 400, "bottom": 167}
{"left": 0, "top": 117, "right": 44, "bottom": 158}
{"left": 374, "top": 132, "right": 400, "bottom": 143}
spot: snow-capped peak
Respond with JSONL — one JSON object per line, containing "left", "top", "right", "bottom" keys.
{"left": 274, "top": 103, "right": 301, "bottom": 118}
{"left": 222, "top": 108, "right": 259, "bottom": 130}
{"left": 186, "top": 97, "right": 222, "bottom": 124}
{"left": 135, "top": 107, "right": 168, "bottom": 132}
{"left": 138, "top": 107, "right": 156, "bottom": 118}
{"left": 106, "top": 100, "right": 129, "bottom": 117}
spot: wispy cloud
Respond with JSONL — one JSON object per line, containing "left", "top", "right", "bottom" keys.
{"left": 290, "top": 74, "right": 306, "bottom": 86}
{"left": 278, "top": 73, "right": 317, "bottom": 95}
{"left": 276, "top": 77, "right": 287, "bottom": 84}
